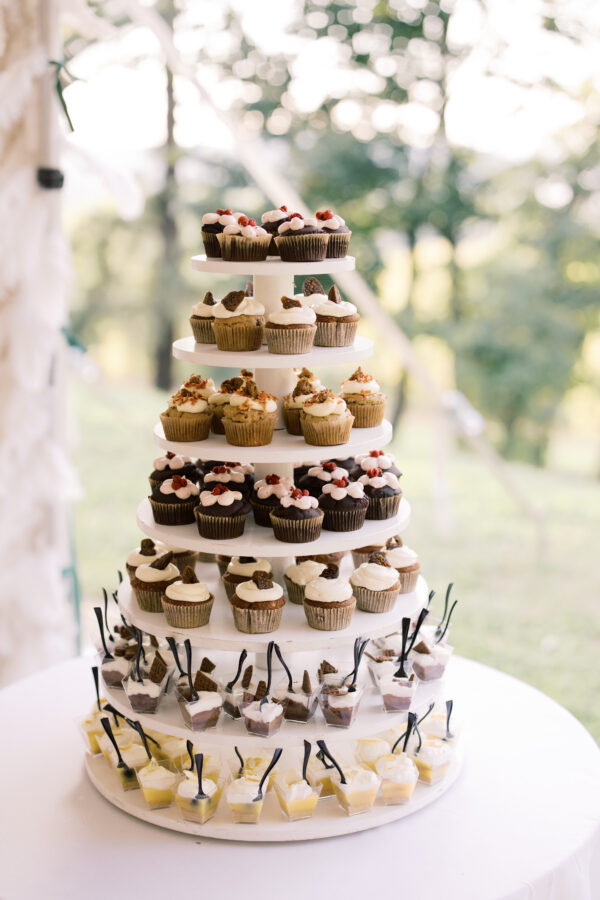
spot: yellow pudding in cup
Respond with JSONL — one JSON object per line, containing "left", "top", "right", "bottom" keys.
{"left": 275, "top": 770, "right": 321, "bottom": 821}
{"left": 375, "top": 752, "right": 419, "bottom": 805}
{"left": 331, "top": 765, "right": 380, "bottom": 815}
{"left": 137, "top": 759, "right": 178, "bottom": 809}
{"left": 355, "top": 738, "right": 389, "bottom": 772}
{"left": 413, "top": 738, "right": 453, "bottom": 785}
{"left": 226, "top": 776, "right": 264, "bottom": 824}
{"left": 175, "top": 770, "right": 223, "bottom": 824}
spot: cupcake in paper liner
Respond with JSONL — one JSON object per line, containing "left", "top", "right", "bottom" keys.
{"left": 283, "top": 375, "right": 320, "bottom": 436}
{"left": 265, "top": 296, "right": 317, "bottom": 355}
{"left": 250, "top": 473, "right": 294, "bottom": 526}
{"left": 230, "top": 571, "right": 285, "bottom": 634}
{"left": 274, "top": 213, "right": 329, "bottom": 262}
{"left": 201, "top": 208, "right": 246, "bottom": 258}
{"left": 313, "top": 284, "right": 360, "bottom": 347}
{"left": 340, "top": 367, "right": 386, "bottom": 428}
{"left": 384, "top": 537, "right": 421, "bottom": 593}
{"left": 350, "top": 542, "right": 385, "bottom": 568}
{"left": 349, "top": 449, "right": 401, "bottom": 481}
{"left": 203, "top": 464, "right": 249, "bottom": 498}
{"left": 302, "top": 565, "right": 356, "bottom": 631}
{"left": 208, "top": 373, "right": 247, "bottom": 434}
{"left": 283, "top": 558, "right": 326, "bottom": 605}
{"left": 194, "top": 485, "right": 251, "bottom": 540}
{"left": 149, "top": 475, "right": 200, "bottom": 526}
{"left": 318, "top": 477, "right": 368, "bottom": 532}
{"left": 350, "top": 552, "right": 401, "bottom": 613}
{"left": 189, "top": 290, "right": 218, "bottom": 343}
{"left": 358, "top": 468, "right": 403, "bottom": 520}
{"left": 131, "top": 552, "right": 181, "bottom": 613}
{"left": 161, "top": 566, "right": 214, "bottom": 628}
{"left": 160, "top": 374, "right": 216, "bottom": 441}
{"left": 222, "top": 556, "right": 273, "bottom": 600}
{"left": 316, "top": 208, "right": 351, "bottom": 258}
{"left": 261, "top": 205, "right": 291, "bottom": 255}
{"left": 126, "top": 537, "right": 165, "bottom": 579}
{"left": 298, "top": 460, "right": 350, "bottom": 497}
{"left": 299, "top": 389, "right": 354, "bottom": 446}
{"left": 269, "top": 488, "right": 324, "bottom": 543}
{"left": 217, "top": 216, "right": 271, "bottom": 261}
{"left": 148, "top": 451, "right": 201, "bottom": 491}
{"left": 222, "top": 380, "right": 277, "bottom": 447}
{"left": 212, "top": 290, "right": 265, "bottom": 352}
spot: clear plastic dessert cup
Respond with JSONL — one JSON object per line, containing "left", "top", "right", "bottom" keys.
{"left": 241, "top": 699, "right": 284, "bottom": 737}
{"left": 137, "top": 759, "right": 179, "bottom": 810}
{"left": 274, "top": 773, "right": 322, "bottom": 821}
{"left": 177, "top": 690, "right": 223, "bottom": 731}
{"left": 410, "top": 643, "right": 453, "bottom": 682}
{"left": 176, "top": 773, "right": 225, "bottom": 824}
{"left": 220, "top": 681, "right": 256, "bottom": 720}
{"left": 318, "top": 685, "right": 363, "bottom": 728}
{"left": 354, "top": 738, "right": 390, "bottom": 772}
{"left": 226, "top": 776, "right": 265, "bottom": 824}
{"left": 375, "top": 752, "right": 419, "bottom": 805}
{"left": 378, "top": 674, "right": 417, "bottom": 713}
{"left": 275, "top": 681, "right": 319, "bottom": 724}
{"left": 331, "top": 766, "right": 381, "bottom": 816}
{"left": 101, "top": 656, "right": 131, "bottom": 689}
{"left": 106, "top": 741, "right": 150, "bottom": 792}
{"left": 414, "top": 737, "right": 453, "bottom": 785}
{"left": 229, "top": 750, "right": 279, "bottom": 791}
{"left": 79, "top": 711, "right": 107, "bottom": 755}
{"left": 97, "top": 724, "right": 142, "bottom": 763}
{"left": 123, "top": 674, "right": 168, "bottom": 715}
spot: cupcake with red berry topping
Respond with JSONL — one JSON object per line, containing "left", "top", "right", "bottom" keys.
{"left": 270, "top": 487, "right": 324, "bottom": 543}
{"left": 359, "top": 468, "right": 403, "bottom": 520}
{"left": 148, "top": 452, "right": 201, "bottom": 491}
{"left": 217, "top": 215, "right": 271, "bottom": 262}
{"left": 313, "top": 285, "right": 360, "bottom": 348}
{"left": 283, "top": 377, "right": 319, "bottom": 436}
{"left": 350, "top": 450, "right": 402, "bottom": 481}
{"left": 315, "top": 209, "right": 351, "bottom": 258}
{"left": 274, "top": 213, "right": 328, "bottom": 262}
{"left": 319, "top": 477, "right": 368, "bottom": 532}
{"left": 340, "top": 367, "right": 387, "bottom": 428}
{"left": 298, "top": 460, "right": 349, "bottom": 498}
{"left": 160, "top": 377, "right": 213, "bottom": 442}
{"left": 149, "top": 475, "right": 200, "bottom": 525}
{"left": 194, "top": 485, "right": 252, "bottom": 540}
{"left": 261, "top": 205, "right": 291, "bottom": 255}
{"left": 189, "top": 290, "right": 217, "bottom": 344}
{"left": 203, "top": 465, "right": 249, "bottom": 498}
{"left": 250, "top": 473, "right": 294, "bottom": 527}
{"left": 300, "top": 390, "right": 354, "bottom": 446}
{"left": 265, "top": 296, "right": 317, "bottom": 355}
{"left": 222, "top": 380, "right": 278, "bottom": 447}
{"left": 201, "top": 208, "right": 245, "bottom": 258}
{"left": 212, "top": 291, "right": 265, "bottom": 352}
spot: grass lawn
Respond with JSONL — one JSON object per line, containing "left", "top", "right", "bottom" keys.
{"left": 70, "top": 378, "right": 600, "bottom": 741}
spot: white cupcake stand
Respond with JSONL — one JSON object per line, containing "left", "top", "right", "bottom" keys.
{"left": 88, "top": 254, "right": 462, "bottom": 840}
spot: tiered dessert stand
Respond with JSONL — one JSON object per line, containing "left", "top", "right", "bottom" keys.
{"left": 86, "top": 253, "right": 462, "bottom": 840}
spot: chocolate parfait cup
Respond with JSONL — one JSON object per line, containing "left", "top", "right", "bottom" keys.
{"left": 177, "top": 691, "right": 223, "bottom": 731}
{"left": 318, "top": 684, "right": 364, "bottom": 728}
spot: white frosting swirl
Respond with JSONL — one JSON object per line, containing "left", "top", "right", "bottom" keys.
{"left": 164, "top": 580, "right": 211, "bottom": 603}
{"left": 205, "top": 468, "right": 245, "bottom": 486}
{"left": 261, "top": 208, "right": 289, "bottom": 224}
{"left": 331, "top": 765, "right": 379, "bottom": 791}
{"left": 177, "top": 771, "right": 218, "bottom": 799}
{"left": 279, "top": 492, "right": 319, "bottom": 510}
{"left": 417, "top": 739, "right": 453, "bottom": 766}
{"left": 306, "top": 464, "right": 348, "bottom": 482}
{"left": 294, "top": 291, "right": 328, "bottom": 310}
{"left": 191, "top": 298, "right": 217, "bottom": 318}
{"left": 375, "top": 753, "right": 418, "bottom": 783}
{"left": 305, "top": 576, "right": 353, "bottom": 605}
{"left": 341, "top": 374, "right": 381, "bottom": 395}
{"left": 134, "top": 561, "right": 180, "bottom": 583}
{"left": 227, "top": 776, "right": 262, "bottom": 803}
{"left": 322, "top": 480, "right": 365, "bottom": 501}
{"left": 267, "top": 304, "right": 316, "bottom": 326}
{"left": 277, "top": 215, "right": 319, "bottom": 233}
{"left": 126, "top": 545, "right": 162, "bottom": 567}
{"left": 171, "top": 394, "right": 209, "bottom": 414}
{"left": 319, "top": 213, "right": 346, "bottom": 230}
{"left": 208, "top": 391, "right": 233, "bottom": 407}
{"left": 182, "top": 376, "right": 216, "bottom": 399}
{"left": 227, "top": 557, "right": 271, "bottom": 577}
{"left": 385, "top": 545, "right": 418, "bottom": 568}
{"left": 285, "top": 390, "right": 317, "bottom": 409}
{"left": 228, "top": 392, "right": 277, "bottom": 414}
{"left": 285, "top": 560, "right": 326, "bottom": 585}
{"left": 153, "top": 454, "right": 192, "bottom": 472}
{"left": 314, "top": 298, "right": 357, "bottom": 318}
{"left": 200, "top": 489, "right": 243, "bottom": 507}
{"left": 350, "top": 562, "right": 399, "bottom": 590}
{"left": 222, "top": 222, "right": 268, "bottom": 237}
{"left": 255, "top": 477, "right": 293, "bottom": 499}
{"left": 302, "top": 395, "right": 348, "bottom": 418}
{"left": 355, "top": 452, "right": 396, "bottom": 472}
{"left": 359, "top": 471, "right": 401, "bottom": 491}
{"left": 202, "top": 210, "right": 246, "bottom": 227}
{"left": 213, "top": 297, "right": 265, "bottom": 319}
{"left": 159, "top": 479, "right": 199, "bottom": 500}
{"left": 356, "top": 738, "right": 389, "bottom": 765}
{"left": 236, "top": 580, "right": 284, "bottom": 604}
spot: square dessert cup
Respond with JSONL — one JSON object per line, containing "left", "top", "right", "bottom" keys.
{"left": 377, "top": 754, "right": 419, "bottom": 806}
{"left": 137, "top": 760, "right": 180, "bottom": 810}
{"left": 123, "top": 673, "right": 168, "bottom": 715}
{"left": 414, "top": 738, "right": 453, "bottom": 785}
{"left": 240, "top": 698, "right": 284, "bottom": 737}
{"left": 106, "top": 742, "right": 151, "bottom": 792}
{"left": 228, "top": 751, "right": 279, "bottom": 792}
{"left": 410, "top": 644, "right": 453, "bottom": 681}
{"left": 176, "top": 773, "right": 227, "bottom": 824}
{"left": 331, "top": 767, "right": 381, "bottom": 816}
{"left": 355, "top": 738, "right": 392, "bottom": 772}
{"left": 79, "top": 715, "right": 106, "bottom": 755}
{"left": 177, "top": 690, "right": 223, "bottom": 731}
{"left": 318, "top": 685, "right": 364, "bottom": 728}
{"left": 275, "top": 681, "right": 319, "bottom": 724}
{"left": 226, "top": 776, "right": 266, "bottom": 824}
{"left": 378, "top": 674, "right": 418, "bottom": 713}
{"left": 156, "top": 736, "right": 220, "bottom": 774}
{"left": 220, "top": 681, "right": 256, "bottom": 720}
{"left": 306, "top": 751, "right": 356, "bottom": 798}
{"left": 100, "top": 656, "right": 131, "bottom": 690}
{"left": 274, "top": 775, "right": 322, "bottom": 821}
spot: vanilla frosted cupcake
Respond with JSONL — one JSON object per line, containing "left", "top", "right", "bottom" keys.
{"left": 283, "top": 377, "right": 318, "bottom": 436}
{"left": 313, "top": 285, "right": 360, "bottom": 347}
{"left": 222, "top": 380, "right": 277, "bottom": 447}
{"left": 350, "top": 552, "right": 401, "bottom": 613}
{"left": 284, "top": 559, "right": 326, "bottom": 605}
{"left": 208, "top": 374, "right": 245, "bottom": 434}
{"left": 384, "top": 537, "right": 421, "bottom": 593}
{"left": 131, "top": 552, "right": 180, "bottom": 613}
{"left": 303, "top": 566, "right": 356, "bottom": 631}
{"left": 340, "top": 367, "right": 386, "bottom": 428}
{"left": 265, "top": 296, "right": 317, "bottom": 355}
{"left": 189, "top": 290, "right": 217, "bottom": 343}
{"left": 217, "top": 215, "right": 271, "bottom": 261}
{"left": 126, "top": 538, "right": 164, "bottom": 579}
{"left": 160, "top": 377, "right": 213, "bottom": 442}
{"left": 212, "top": 290, "right": 265, "bottom": 352}
{"left": 293, "top": 365, "right": 323, "bottom": 391}
{"left": 222, "top": 556, "right": 272, "bottom": 601}
{"left": 274, "top": 213, "right": 328, "bottom": 262}
{"left": 161, "top": 566, "right": 214, "bottom": 628}
{"left": 315, "top": 208, "right": 351, "bottom": 258}
{"left": 230, "top": 571, "right": 285, "bottom": 634}
{"left": 300, "top": 389, "right": 354, "bottom": 446}
{"left": 295, "top": 276, "right": 329, "bottom": 309}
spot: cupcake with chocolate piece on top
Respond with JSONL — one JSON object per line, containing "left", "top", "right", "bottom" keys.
{"left": 298, "top": 460, "right": 349, "bottom": 498}
{"left": 351, "top": 543, "right": 385, "bottom": 568}
{"left": 274, "top": 213, "right": 328, "bottom": 262}
{"left": 265, "top": 296, "right": 317, "bottom": 355}
{"left": 319, "top": 476, "right": 368, "bottom": 532}
{"left": 212, "top": 290, "right": 265, "bottom": 352}
{"left": 283, "top": 377, "right": 318, "bottom": 436}
{"left": 217, "top": 215, "right": 271, "bottom": 262}
{"left": 350, "top": 552, "right": 401, "bottom": 614}
{"left": 315, "top": 208, "right": 352, "bottom": 258}
{"left": 131, "top": 552, "right": 180, "bottom": 613}
{"left": 230, "top": 571, "right": 285, "bottom": 634}
{"left": 284, "top": 558, "right": 326, "bottom": 605}
{"left": 149, "top": 475, "right": 200, "bottom": 526}
{"left": 300, "top": 389, "right": 354, "bottom": 446}
{"left": 149, "top": 452, "right": 201, "bottom": 491}
{"left": 126, "top": 538, "right": 164, "bottom": 579}
{"left": 295, "top": 277, "right": 328, "bottom": 310}
{"left": 296, "top": 550, "right": 347, "bottom": 568}
{"left": 261, "top": 205, "right": 290, "bottom": 255}
{"left": 350, "top": 450, "right": 401, "bottom": 481}
{"left": 270, "top": 487, "right": 324, "bottom": 544}
{"left": 194, "top": 485, "right": 251, "bottom": 541}
{"left": 222, "top": 379, "right": 277, "bottom": 447}
{"left": 159, "top": 543, "right": 200, "bottom": 575}
{"left": 208, "top": 375, "right": 244, "bottom": 434}
{"left": 384, "top": 537, "right": 421, "bottom": 593}
{"left": 189, "top": 290, "right": 217, "bottom": 343}
{"left": 250, "top": 473, "right": 294, "bottom": 527}
{"left": 359, "top": 467, "right": 403, "bottom": 520}
{"left": 201, "top": 208, "right": 245, "bottom": 258}
{"left": 222, "top": 556, "right": 272, "bottom": 601}
{"left": 161, "top": 566, "right": 215, "bottom": 628}
{"left": 340, "top": 367, "right": 387, "bottom": 428}
{"left": 216, "top": 554, "right": 232, "bottom": 576}
{"left": 303, "top": 565, "right": 356, "bottom": 631}
{"left": 313, "top": 285, "right": 360, "bottom": 348}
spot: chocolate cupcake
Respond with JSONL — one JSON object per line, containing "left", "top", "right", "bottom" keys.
{"left": 274, "top": 213, "right": 328, "bottom": 262}
{"left": 212, "top": 290, "right": 265, "bottom": 352}
{"left": 148, "top": 452, "right": 201, "bottom": 491}
{"left": 160, "top": 376, "right": 214, "bottom": 442}
{"left": 300, "top": 390, "right": 354, "bottom": 447}
{"left": 315, "top": 208, "right": 351, "bottom": 258}
{"left": 189, "top": 290, "right": 217, "bottom": 343}
{"left": 350, "top": 450, "right": 401, "bottom": 481}
{"left": 230, "top": 571, "right": 285, "bottom": 634}
{"left": 131, "top": 552, "right": 180, "bottom": 613}
{"left": 222, "top": 556, "right": 273, "bottom": 601}
{"left": 350, "top": 552, "right": 401, "bottom": 614}
{"left": 302, "top": 566, "right": 356, "bottom": 631}
{"left": 250, "top": 473, "right": 294, "bottom": 527}
{"left": 149, "top": 476, "right": 200, "bottom": 526}
{"left": 203, "top": 465, "right": 249, "bottom": 497}
{"left": 260, "top": 205, "right": 290, "bottom": 255}
{"left": 201, "top": 208, "right": 245, "bottom": 258}
{"left": 293, "top": 460, "right": 320, "bottom": 483}
{"left": 222, "top": 380, "right": 277, "bottom": 447}
{"left": 332, "top": 454, "right": 357, "bottom": 472}
{"left": 265, "top": 296, "right": 317, "bottom": 355}
{"left": 194, "top": 485, "right": 251, "bottom": 540}
{"left": 340, "top": 367, "right": 386, "bottom": 428}
{"left": 313, "top": 285, "right": 360, "bottom": 347}
{"left": 216, "top": 554, "right": 232, "bottom": 576}
{"left": 319, "top": 477, "right": 368, "bottom": 532}
{"left": 283, "top": 377, "right": 319, "bottom": 436}
{"left": 298, "top": 460, "right": 349, "bottom": 497}
{"left": 358, "top": 468, "right": 403, "bottom": 520}
{"left": 217, "top": 215, "right": 271, "bottom": 261}
{"left": 161, "top": 566, "right": 214, "bottom": 628}
{"left": 270, "top": 488, "right": 324, "bottom": 543}
{"left": 226, "top": 461, "right": 255, "bottom": 496}
{"left": 208, "top": 375, "right": 245, "bottom": 434}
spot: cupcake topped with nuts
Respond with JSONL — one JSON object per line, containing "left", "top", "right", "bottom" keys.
{"left": 182, "top": 373, "right": 217, "bottom": 400}
{"left": 300, "top": 389, "right": 354, "bottom": 447}
{"left": 283, "top": 376, "right": 320, "bottom": 436}
{"left": 293, "top": 365, "right": 323, "bottom": 392}
{"left": 340, "top": 368, "right": 386, "bottom": 428}
{"left": 160, "top": 376, "right": 213, "bottom": 441}
{"left": 208, "top": 374, "right": 245, "bottom": 434}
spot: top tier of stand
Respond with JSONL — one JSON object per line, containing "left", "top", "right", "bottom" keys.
{"left": 190, "top": 254, "right": 356, "bottom": 276}
{"left": 172, "top": 335, "right": 374, "bottom": 370}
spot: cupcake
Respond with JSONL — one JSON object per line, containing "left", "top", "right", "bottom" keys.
{"left": 283, "top": 377, "right": 318, "bottom": 436}
{"left": 203, "top": 465, "right": 248, "bottom": 497}
{"left": 332, "top": 454, "right": 357, "bottom": 472}
{"left": 226, "top": 461, "right": 255, "bottom": 496}
{"left": 149, "top": 475, "right": 200, "bottom": 526}
{"left": 194, "top": 485, "right": 251, "bottom": 540}
{"left": 230, "top": 571, "right": 285, "bottom": 634}
{"left": 315, "top": 208, "right": 351, "bottom": 258}
{"left": 313, "top": 285, "right": 360, "bottom": 347}
{"left": 189, "top": 290, "right": 217, "bottom": 344}
{"left": 384, "top": 537, "right": 421, "bottom": 593}
{"left": 222, "top": 380, "right": 277, "bottom": 447}
{"left": 359, "top": 468, "right": 403, "bottom": 520}
{"left": 260, "top": 205, "right": 290, "bottom": 255}
{"left": 293, "top": 460, "right": 320, "bottom": 483}
{"left": 201, "top": 208, "right": 245, "bottom": 258}
{"left": 270, "top": 488, "right": 324, "bottom": 543}
{"left": 222, "top": 556, "right": 272, "bottom": 601}
{"left": 350, "top": 552, "right": 401, "bottom": 613}
{"left": 303, "top": 566, "right": 356, "bottom": 631}
{"left": 148, "top": 452, "right": 201, "bottom": 491}
{"left": 250, "top": 473, "right": 294, "bottom": 527}
{"left": 340, "top": 367, "right": 387, "bottom": 428}
{"left": 159, "top": 543, "right": 200, "bottom": 574}
{"left": 274, "top": 213, "right": 328, "bottom": 262}
{"left": 300, "top": 390, "right": 354, "bottom": 446}
{"left": 296, "top": 550, "right": 346, "bottom": 568}
{"left": 161, "top": 566, "right": 214, "bottom": 628}
{"left": 131, "top": 552, "right": 180, "bottom": 613}
{"left": 217, "top": 215, "right": 271, "bottom": 262}
{"left": 216, "top": 554, "right": 232, "bottom": 576}
{"left": 160, "top": 376, "right": 213, "bottom": 442}
{"left": 212, "top": 290, "right": 265, "bottom": 352}
{"left": 265, "top": 296, "right": 317, "bottom": 355}
{"left": 284, "top": 559, "right": 326, "bottom": 605}
{"left": 298, "top": 460, "right": 349, "bottom": 497}
{"left": 350, "top": 450, "right": 401, "bottom": 481}
{"left": 126, "top": 538, "right": 164, "bottom": 579}
{"left": 208, "top": 375, "right": 245, "bottom": 434}
{"left": 293, "top": 365, "right": 323, "bottom": 391}
{"left": 319, "top": 477, "right": 368, "bottom": 532}
{"left": 351, "top": 543, "right": 384, "bottom": 568}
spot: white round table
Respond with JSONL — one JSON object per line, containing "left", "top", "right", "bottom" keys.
{"left": 1, "top": 656, "right": 599, "bottom": 900}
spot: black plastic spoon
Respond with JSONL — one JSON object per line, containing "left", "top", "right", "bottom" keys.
{"left": 129, "top": 720, "right": 152, "bottom": 760}
{"left": 100, "top": 717, "right": 133, "bottom": 776}
{"left": 253, "top": 748, "right": 283, "bottom": 802}
{"left": 166, "top": 637, "right": 185, "bottom": 677}
{"left": 225, "top": 648, "right": 248, "bottom": 693}
{"left": 184, "top": 639, "right": 199, "bottom": 702}
{"left": 435, "top": 600, "right": 458, "bottom": 645}
{"left": 260, "top": 641, "right": 275, "bottom": 709}
{"left": 91, "top": 666, "right": 101, "bottom": 711}
{"left": 393, "top": 618, "right": 411, "bottom": 679}
{"left": 102, "top": 589, "right": 114, "bottom": 642}
{"left": 437, "top": 582, "right": 453, "bottom": 638}
{"left": 302, "top": 740, "right": 312, "bottom": 785}
{"left": 94, "top": 607, "right": 113, "bottom": 661}
{"left": 234, "top": 745, "right": 244, "bottom": 777}
{"left": 134, "top": 629, "right": 144, "bottom": 683}
{"left": 117, "top": 570, "right": 123, "bottom": 584}
{"left": 407, "top": 608, "right": 429, "bottom": 654}
{"left": 194, "top": 753, "right": 207, "bottom": 799}
{"left": 274, "top": 643, "right": 294, "bottom": 693}
{"left": 444, "top": 699, "right": 454, "bottom": 741}
{"left": 347, "top": 637, "right": 368, "bottom": 691}
{"left": 315, "top": 740, "right": 346, "bottom": 784}
{"left": 391, "top": 711, "right": 417, "bottom": 754}
{"left": 186, "top": 740, "right": 195, "bottom": 771}
{"left": 103, "top": 703, "right": 121, "bottom": 727}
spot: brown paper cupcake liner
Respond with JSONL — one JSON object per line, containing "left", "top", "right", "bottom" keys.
{"left": 303, "top": 597, "right": 356, "bottom": 631}
{"left": 133, "top": 586, "right": 168, "bottom": 613}
{"left": 283, "top": 406, "right": 303, "bottom": 436}
{"left": 217, "top": 233, "right": 271, "bottom": 262}
{"left": 149, "top": 497, "right": 198, "bottom": 526}
{"left": 300, "top": 412, "right": 354, "bottom": 446}
{"left": 283, "top": 575, "right": 306, "bottom": 605}
{"left": 222, "top": 578, "right": 239, "bottom": 601}
{"left": 250, "top": 498, "right": 277, "bottom": 527}
{"left": 189, "top": 317, "right": 215, "bottom": 344}
{"left": 350, "top": 547, "right": 384, "bottom": 568}
{"left": 197, "top": 552, "right": 214, "bottom": 564}
{"left": 223, "top": 416, "right": 275, "bottom": 447}
{"left": 231, "top": 604, "right": 283, "bottom": 634}
{"left": 366, "top": 493, "right": 402, "bottom": 521}
{"left": 322, "top": 505, "right": 367, "bottom": 532}
{"left": 326, "top": 231, "right": 351, "bottom": 258}
{"left": 160, "top": 411, "right": 212, "bottom": 442}
{"left": 274, "top": 233, "right": 329, "bottom": 262}
{"left": 213, "top": 319, "right": 265, "bottom": 352}
{"left": 353, "top": 584, "right": 400, "bottom": 614}
{"left": 216, "top": 556, "right": 231, "bottom": 576}
{"left": 314, "top": 320, "right": 359, "bottom": 348}
{"left": 345, "top": 398, "right": 386, "bottom": 428}
{"left": 161, "top": 594, "right": 214, "bottom": 628}
{"left": 201, "top": 231, "right": 221, "bottom": 258}
{"left": 172, "top": 551, "right": 200, "bottom": 574}
{"left": 265, "top": 325, "right": 317, "bottom": 355}
{"left": 396, "top": 565, "right": 421, "bottom": 594}
{"left": 269, "top": 511, "right": 324, "bottom": 543}
{"left": 211, "top": 405, "right": 227, "bottom": 434}
{"left": 194, "top": 509, "right": 248, "bottom": 540}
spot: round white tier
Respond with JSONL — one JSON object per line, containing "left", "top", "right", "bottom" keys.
{"left": 153, "top": 419, "right": 392, "bottom": 464}
{"left": 136, "top": 496, "right": 410, "bottom": 556}
{"left": 172, "top": 334, "right": 373, "bottom": 369}
{"left": 118, "top": 573, "right": 426, "bottom": 652}
{"left": 191, "top": 254, "right": 356, "bottom": 276}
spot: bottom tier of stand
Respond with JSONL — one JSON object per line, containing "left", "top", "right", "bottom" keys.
{"left": 85, "top": 747, "right": 463, "bottom": 842}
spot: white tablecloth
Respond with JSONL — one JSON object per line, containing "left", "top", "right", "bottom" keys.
{"left": 1, "top": 656, "right": 599, "bottom": 900}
